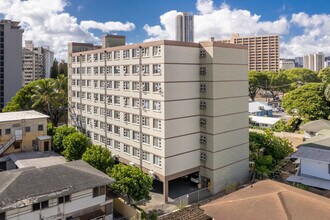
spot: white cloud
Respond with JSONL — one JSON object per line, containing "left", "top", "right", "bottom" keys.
{"left": 144, "top": 0, "right": 289, "bottom": 44}
{"left": 81, "top": 20, "right": 135, "bottom": 32}
{"left": 0, "top": 0, "right": 135, "bottom": 60}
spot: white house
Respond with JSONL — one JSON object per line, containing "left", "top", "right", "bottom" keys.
{"left": 0, "top": 160, "right": 115, "bottom": 220}
{"left": 287, "top": 132, "right": 330, "bottom": 190}
{"left": 249, "top": 116, "right": 280, "bottom": 128}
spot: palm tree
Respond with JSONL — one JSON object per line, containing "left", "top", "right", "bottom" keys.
{"left": 32, "top": 79, "right": 55, "bottom": 116}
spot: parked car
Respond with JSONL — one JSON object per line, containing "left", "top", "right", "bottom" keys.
{"left": 190, "top": 173, "right": 199, "bottom": 184}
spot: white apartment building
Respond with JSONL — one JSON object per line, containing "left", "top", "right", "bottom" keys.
{"left": 303, "top": 52, "right": 325, "bottom": 72}
{"left": 68, "top": 36, "right": 249, "bottom": 202}
{"left": 279, "top": 59, "right": 295, "bottom": 70}
{"left": 43, "top": 46, "right": 54, "bottom": 78}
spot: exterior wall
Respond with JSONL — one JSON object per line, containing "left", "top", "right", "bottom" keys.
{"left": 301, "top": 158, "right": 330, "bottom": 180}
{"left": 5, "top": 188, "right": 112, "bottom": 220}
{"left": 2, "top": 20, "right": 23, "bottom": 110}
{"left": 0, "top": 118, "right": 48, "bottom": 155}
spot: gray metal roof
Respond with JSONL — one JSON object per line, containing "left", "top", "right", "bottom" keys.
{"left": 249, "top": 101, "right": 272, "bottom": 113}
{"left": 299, "top": 133, "right": 330, "bottom": 150}
{"left": 291, "top": 146, "right": 330, "bottom": 163}
{"left": 0, "top": 110, "right": 49, "bottom": 123}
{"left": 300, "top": 119, "right": 330, "bottom": 133}
{"left": 0, "top": 160, "right": 114, "bottom": 211}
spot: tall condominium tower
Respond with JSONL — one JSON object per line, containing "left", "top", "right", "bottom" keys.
{"left": 221, "top": 33, "right": 280, "bottom": 72}
{"left": 303, "top": 52, "right": 324, "bottom": 72}
{"left": 68, "top": 36, "right": 249, "bottom": 202}
{"left": 176, "top": 13, "right": 194, "bottom": 42}
{"left": 0, "top": 20, "right": 23, "bottom": 110}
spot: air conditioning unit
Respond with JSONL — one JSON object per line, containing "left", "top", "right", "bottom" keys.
{"left": 200, "top": 50, "right": 206, "bottom": 58}
{"left": 200, "top": 135, "right": 207, "bottom": 144}
{"left": 200, "top": 101, "right": 207, "bottom": 109}
{"left": 200, "top": 152, "right": 207, "bottom": 161}
{"left": 200, "top": 118, "right": 207, "bottom": 127}
{"left": 200, "top": 84, "right": 206, "bottom": 92}
{"left": 200, "top": 66, "right": 206, "bottom": 75}
{"left": 258, "top": 106, "right": 265, "bottom": 110}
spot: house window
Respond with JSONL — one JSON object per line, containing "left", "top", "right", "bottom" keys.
{"left": 132, "top": 82, "right": 140, "bottom": 91}
{"left": 107, "top": 124, "right": 113, "bottom": 133}
{"left": 153, "top": 83, "right": 161, "bottom": 93}
{"left": 93, "top": 186, "right": 106, "bottom": 197}
{"left": 153, "top": 119, "right": 161, "bottom": 130}
{"left": 114, "top": 126, "right": 120, "bottom": 135}
{"left": 142, "top": 134, "right": 150, "bottom": 145}
{"left": 123, "top": 81, "right": 130, "bottom": 90}
{"left": 123, "top": 65, "right": 129, "bottom": 75}
{"left": 114, "top": 141, "right": 121, "bottom": 151}
{"left": 142, "top": 65, "right": 149, "bottom": 74}
{"left": 114, "top": 81, "right": 120, "bottom": 90}
{"left": 142, "top": 99, "right": 150, "bottom": 110}
{"left": 142, "top": 82, "right": 149, "bottom": 92}
{"left": 153, "top": 155, "right": 162, "bottom": 167}
{"left": 114, "top": 66, "right": 120, "bottom": 75}
{"left": 114, "top": 96, "right": 120, "bottom": 105}
{"left": 132, "top": 98, "right": 140, "bottom": 108}
{"left": 142, "top": 47, "right": 149, "bottom": 57}
{"left": 143, "top": 151, "right": 150, "bottom": 162}
{"left": 114, "top": 111, "right": 120, "bottom": 120}
{"left": 38, "top": 125, "right": 43, "bottom": 131}
{"left": 153, "top": 46, "right": 161, "bottom": 56}
{"left": 133, "top": 148, "right": 140, "bottom": 158}
{"left": 107, "top": 138, "right": 113, "bottom": 148}
{"left": 132, "top": 48, "right": 140, "bottom": 58}
{"left": 153, "top": 64, "right": 161, "bottom": 75}
{"left": 153, "top": 137, "right": 162, "bottom": 149}
{"left": 142, "top": 117, "right": 150, "bottom": 127}
{"left": 123, "top": 50, "right": 130, "bottom": 59}
{"left": 132, "top": 65, "right": 140, "bottom": 75}
{"left": 58, "top": 195, "right": 71, "bottom": 204}
{"left": 5, "top": 128, "right": 10, "bottom": 135}
{"left": 124, "top": 145, "right": 130, "bottom": 155}
{"left": 124, "top": 129, "right": 130, "bottom": 139}
{"left": 32, "top": 201, "right": 49, "bottom": 211}
{"left": 114, "top": 51, "right": 120, "bottom": 60}
{"left": 153, "top": 101, "right": 161, "bottom": 111}
{"left": 25, "top": 126, "right": 31, "bottom": 132}
{"left": 132, "top": 114, "right": 139, "bottom": 125}
{"left": 132, "top": 131, "right": 140, "bottom": 141}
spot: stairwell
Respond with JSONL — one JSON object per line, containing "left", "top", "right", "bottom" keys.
{"left": 0, "top": 135, "right": 16, "bottom": 156}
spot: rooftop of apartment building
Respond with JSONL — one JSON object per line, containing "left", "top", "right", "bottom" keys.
{"left": 0, "top": 110, "right": 49, "bottom": 123}
{"left": 0, "top": 160, "right": 115, "bottom": 212}
{"left": 0, "top": 19, "right": 21, "bottom": 29}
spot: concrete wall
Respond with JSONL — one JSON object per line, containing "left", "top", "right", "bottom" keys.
{"left": 301, "top": 158, "right": 330, "bottom": 180}
{"left": 113, "top": 198, "right": 140, "bottom": 220}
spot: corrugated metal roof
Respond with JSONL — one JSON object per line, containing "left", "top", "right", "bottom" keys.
{"left": 291, "top": 146, "right": 330, "bottom": 163}
{"left": 249, "top": 101, "right": 273, "bottom": 113}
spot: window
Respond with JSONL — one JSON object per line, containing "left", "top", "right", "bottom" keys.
{"left": 114, "top": 96, "right": 120, "bottom": 105}
{"left": 100, "top": 122, "right": 105, "bottom": 130}
{"left": 100, "top": 135, "right": 106, "bottom": 143}
{"left": 143, "top": 151, "right": 150, "bottom": 162}
{"left": 142, "top": 117, "right": 150, "bottom": 127}
{"left": 123, "top": 81, "right": 130, "bottom": 90}
{"left": 142, "top": 134, "right": 150, "bottom": 145}
{"left": 153, "top": 155, "right": 162, "bottom": 167}
{"left": 100, "top": 80, "right": 105, "bottom": 88}
{"left": 142, "top": 82, "right": 149, "bottom": 92}
{"left": 132, "top": 48, "right": 140, "bottom": 58}
{"left": 93, "top": 186, "right": 106, "bottom": 197}
{"left": 87, "top": 93, "right": 92, "bottom": 100}
{"left": 94, "top": 93, "right": 99, "bottom": 102}
{"left": 132, "top": 65, "right": 140, "bottom": 75}
{"left": 123, "top": 113, "right": 130, "bottom": 123}
{"left": 100, "top": 94, "right": 105, "bottom": 103}
{"left": 114, "top": 51, "right": 120, "bottom": 60}
{"left": 123, "top": 65, "right": 129, "bottom": 75}
{"left": 114, "top": 111, "right": 120, "bottom": 120}
{"left": 38, "top": 125, "right": 43, "bottom": 131}
{"left": 153, "top": 101, "right": 161, "bottom": 111}
{"left": 142, "top": 99, "right": 150, "bottom": 110}
{"left": 94, "top": 67, "right": 99, "bottom": 75}
{"left": 132, "top": 82, "right": 140, "bottom": 91}
{"left": 107, "top": 109, "right": 112, "bottom": 118}
{"left": 142, "top": 47, "right": 149, "bottom": 57}
{"left": 142, "top": 65, "right": 149, "bottom": 74}
{"left": 94, "top": 133, "right": 99, "bottom": 141}
{"left": 107, "top": 80, "right": 112, "bottom": 89}
{"left": 153, "top": 119, "right": 162, "bottom": 130}
{"left": 123, "top": 97, "right": 130, "bottom": 107}
{"left": 107, "top": 124, "right": 113, "bottom": 133}
{"left": 132, "top": 98, "right": 140, "bottom": 108}
{"left": 123, "top": 50, "right": 130, "bottom": 59}
{"left": 94, "top": 106, "right": 99, "bottom": 115}
{"left": 114, "top": 126, "right": 120, "bottom": 135}
{"left": 100, "top": 108, "right": 105, "bottom": 117}
{"left": 94, "top": 120, "right": 99, "bottom": 128}
{"left": 133, "top": 131, "right": 140, "bottom": 141}
{"left": 106, "top": 66, "right": 112, "bottom": 75}
{"left": 153, "top": 64, "right": 161, "bottom": 75}
{"left": 153, "top": 137, "right": 162, "bottom": 149}
{"left": 106, "top": 52, "right": 112, "bottom": 60}
{"left": 87, "top": 80, "right": 91, "bottom": 87}
{"left": 153, "top": 46, "right": 161, "bottom": 56}
{"left": 133, "top": 148, "right": 140, "bottom": 158}
{"left": 114, "top": 66, "right": 120, "bottom": 75}
{"left": 124, "top": 145, "right": 130, "bottom": 155}
{"left": 32, "top": 201, "right": 49, "bottom": 211}
{"left": 58, "top": 195, "right": 71, "bottom": 204}
{"left": 94, "top": 80, "right": 98, "bottom": 88}
{"left": 107, "top": 138, "right": 113, "bottom": 148}
{"left": 5, "top": 129, "right": 10, "bottom": 135}
{"left": 114, "top": 141, "right": 121, "bottom": 151}
{"left": 114, "top": 81, "right": 120, "bottom": 90}
{"left": 25, "top": 126, "right": 31, "bottom": 132}
{"left": 124, "top": 129, "right": 130, "bottom": 138}
{"left": 153, "top": 83, "right": 161, "bottom": 93}
{"left": 107, "top": 95, "right": 113, "bottom": 104}
{"left": 132, "top": 114, "right": 140, "bottom": 125}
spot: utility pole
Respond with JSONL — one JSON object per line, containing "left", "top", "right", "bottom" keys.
{"left": 79, "top": 54, "right": 83, "bottom": 133}
{"left": 104, "top": 51, "right": 108, "bottom": 148}
{"left": 139, "top": 46, "right": 143, "bottom": 170}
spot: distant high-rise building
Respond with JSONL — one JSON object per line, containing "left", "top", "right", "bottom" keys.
{"left": 176, "top": 12, "right": 194, "bottom": 42}
{"left": 294, "top": 57, "right": 303, "bottom": 68}
{"left": 279, "top": 59, "right": 295, "bottom": 70}
{"left": 303, "top": 52, "right": 324, "bottom": 72}
{"left": 22, "top": 41, "right": 54, "bottom": 85}
{"left": 0, "top": 20, "right": 23, "bottom": 110}
{"left": 220, "top": 33, "right": 280, "bottom": 72}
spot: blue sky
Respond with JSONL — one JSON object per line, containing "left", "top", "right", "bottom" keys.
{"left": 1, "top": 0, "right": 330, "bottom": 59}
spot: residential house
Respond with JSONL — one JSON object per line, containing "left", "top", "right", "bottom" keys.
{"left": 287, "top": 130, "right": 330, "bottom": 190}
{"left": 0, "top": 160, "right": 115, "bottom": 220}
{"left": 299, "top": 119, "right": 330, "bottom": 140}
{"left": 249, "top": 116, "right": 280, "bottom": 128}
{"left": 201, "top": 180, "right": 330, "bottom": 220}
{"left": 0, "top": 110, "right": 51, "bottom": 156}
{"left": 249, "top": 101, "right": 273, "bottom": 117}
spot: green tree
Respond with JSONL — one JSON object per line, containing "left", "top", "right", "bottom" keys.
{"left": 47, "top": 122, "right": 56, "bottom": 137}
{"left": 262, "top": 130, "right": 293, "bottom": 161}
{"left": 50, "top": 59, "right": 59, "bottom": 79}
{"left": 52, "top": 125, "right": 77, "bottom": 153}
{"left": 82, "top": 145, "right": 114, "bottom": 173}
{"left": 58, "top": 61, "right": 68, "bottom": 76}
{"left": 272, "top": 119, "right": 293, "bottom": 132}
{"left": 107, "top": 164, "right": 153, "bottom": 204}
{"left": 284, "top": 68, "right": 320, "bottom": 89}
{"left": 264, "top": 71, "right": 291, "bottom": 100}
{"left": 248, "top": 71, "right": 267, "bottom": 101}
{"left": 282, "top": 83, "right": 330, "bottom": 120}
{"left": 62, "top": 132, "right": 90, "bottom": 161}
{"left": 318, "top": 67, "right": 330, "bottom": 83}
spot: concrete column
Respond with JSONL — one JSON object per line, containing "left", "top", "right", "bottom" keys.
{"left": 163, "top": 179, "right": 169, "bottom": 203}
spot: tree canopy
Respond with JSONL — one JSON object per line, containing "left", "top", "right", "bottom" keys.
{"left": 248, "top": 71, "right": 267, "bottom": 101}
{"left": 62, "top": 132, "right": 90, "bottom": 161}
{"left": 283, "top": 68, "right": 320, "bottom": 90}
{"left": 3, "top": 75, "right": 68, "bottom": 126}
{"left": 318, "top": 67, "right": 330, "bottom": 83}
{"left": 264, "top": 71, "right": 291, "bottom": 99}
{"left": 82, "top": 145, "right": 114, "bottom": 173}
{"left": 108, "top": 164, "right": 153, "bottom": 204}
{"left": 282, "top": 83, "right": 330, "bottom": 120}
{"left": 52, "top": 125, "right": 78, "bottom": 153}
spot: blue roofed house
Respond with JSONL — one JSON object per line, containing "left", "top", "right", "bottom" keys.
{"left": 249, "top": 101, "right": 273, "bottom": 117}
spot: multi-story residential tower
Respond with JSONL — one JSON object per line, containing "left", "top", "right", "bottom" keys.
{"left": 68, "top": 36, "right": 249, "bottom": 202}
{"left": 295, "top": 57, "right": 303, "bottom": 68}
{"left": 176, "top": 13, "right": 194, "bottom": 42}
{"left": 303, "top": 52, "right": 325, "bottom": 72}
{"left": 0, "top": 20, "right": 23, "bottom": 110}
{"left": 22, "top": 41, "right": 54, "bottom": 86}
{"left": 221, "top": 33, "right": 280, "bottom": 72}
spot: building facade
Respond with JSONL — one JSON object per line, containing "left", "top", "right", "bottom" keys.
{"left": 68, "top": 37, "right": 249, "bottom": 202}
{"left": 279, "top": 58, "right": 295, "bottom": 70}
{"left": 0, "top": 20, "right": 23, "bottom": 110}
{"left": 295, "top": 57, "right": 303, "bottom": 68}
{"left": 176, "top": 13, "right": 194, "bottom": 42}
{"left": 22, "top": 41, "right": 54, "bottom": 86}
{"left": 220, "top": 33, "right": 280, "bottom": 72}
{"left": 303, "top": 52, "right": 325, "bottom": 72}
